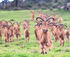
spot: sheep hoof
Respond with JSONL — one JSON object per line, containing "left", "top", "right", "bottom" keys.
{"left": 49, "top": 49, "right": 51, "bottom": 51}
{"left": 45, "top": 52, "right": 47, "bottom": 54}
{"left": 41, "top": 51, "right": 44, "bottom": 54}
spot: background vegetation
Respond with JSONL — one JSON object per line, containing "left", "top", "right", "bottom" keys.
{"left": 0, "top": 0, "right": 70, "bottom": 10}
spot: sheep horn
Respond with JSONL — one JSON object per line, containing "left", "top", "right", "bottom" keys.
{"left": 8, "top": 21, "right": 12, "bottom": 24}
{"left": 19, "top": 21, "right": 23, "bottom": 24}
{"left": 36, "top": 17, "right": 45, "bottom": 21}
{"left": 46, "top": 17, "right": 57, "bottom": 21}
{"left": 59, "top": 24, "right": 67, "bottom": 27}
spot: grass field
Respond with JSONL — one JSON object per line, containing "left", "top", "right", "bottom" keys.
{"left": 0, "top": 9, "right": 70, "bottom": 57}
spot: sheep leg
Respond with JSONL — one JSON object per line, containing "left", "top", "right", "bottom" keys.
{"left": 66, "top": 38, "right": 68, "bottom": 42}
{"left": 10, "top": 36, "right": 11, "bottom": 42}
{"left": 11, "top": 36, "right": 14, "bottom": 42}
{"left": 16, "top": 34, "right": 18, "bottom": 41}
{"left": 40, "top": 43, "right": 44, "bottom": 54}
{"left": 28, "top": 37, "right": 30, "bottom": 43}
{"left": 66, "top": 36, "right": 69, "bottom": 42}
{"left": 9, "top": 36, "right": 11, "bottom": 42}
{"left": 44, "top": 45, "right": 48, "bottom": 54}
{"left": 5, "top": 37, "right": 7, "bottom": 43}
{"left": 19, "top": 34, "right": 21, "bottom": 37}
{"left": 60, "top": 39, "right": 62, "bottom": 46}
{"left": 62, "top": 40, "right": 64, "bottom": 46}
{"left": 26, "top": 38, "right": 28, "bottom": 42}
{"left": 68, "top": 37, "right": 69, "bottom": 42}
{"left": 55, "top": 36, "right": 57, "bottom": 42}
{"left": 12, "top": 36, "right": 14, "bottom": 42}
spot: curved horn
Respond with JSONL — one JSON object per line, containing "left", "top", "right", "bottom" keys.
{"left": 12, "top": 22, "right": 16, "bottom": 24}
{"left": 59, "top": 24, "right": 64, "bottom": 26}
{"left": 19, "top": 21, "right": 23, "bottom": 24}
{"left": 46, "top": 17, "right": 57, "bottom": 21}
{"left": 36, "top": 17, "right": 45, "bottom": 21}
{"left": 53, "top": 24, "right": 58, "bottom": 27}
{"left": 59, "top": 24, "right": 67, "bottom": 27}
{"left": 19, "top": 22, "right": 22, "bottom": 24}
{"left": 14, "top": 21, "right": 18, "bottom": 24}
{"left": 8, "top": 21, "right": 12, "bottom": 24}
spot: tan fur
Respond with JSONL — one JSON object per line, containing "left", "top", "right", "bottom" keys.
{"left": 58, "top": 16, "right": 63, "bottom": 24}
{"left": 23, "top": 21, "right": 30, "bottom": 42}
{"left": 31, "top": 11, "right": 35, "bottom": 21}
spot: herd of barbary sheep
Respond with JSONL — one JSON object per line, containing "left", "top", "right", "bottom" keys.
{"left": 0, "top": 11, "right": 70, "bottom": 54}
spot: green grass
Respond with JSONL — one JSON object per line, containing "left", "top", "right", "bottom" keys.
{"left": 0, "top": 9, "right": 70, "bottom": 57}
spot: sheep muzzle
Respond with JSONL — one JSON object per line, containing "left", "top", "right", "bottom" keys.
{"left": 43, "top": 29, "right": 48, "bottom": 33}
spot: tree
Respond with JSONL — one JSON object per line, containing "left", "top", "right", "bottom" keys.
{"left": 14, "top": 0, "right": 18, "bottom": 7}
{"left": 2, "top": 0, "right": 7, "bottom": 9}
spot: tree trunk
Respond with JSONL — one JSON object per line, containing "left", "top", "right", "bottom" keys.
{"left": 2, "top": 1, "right": 5, "bottom": 10}
{"left": 6, "top": 0, "right": 7, "bottom": 9}
{"left": 14, "top": 0, "right": 18, "bottom": 7}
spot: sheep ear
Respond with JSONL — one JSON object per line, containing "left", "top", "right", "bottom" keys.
{"left": 8, "top": 21, "right": 12, "bottom": 24}
{"left": 17, "top": 22, "right": 18, "bottom": 24}
{"left": 13, "top": 22, "right": 16, "bottom": 24}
